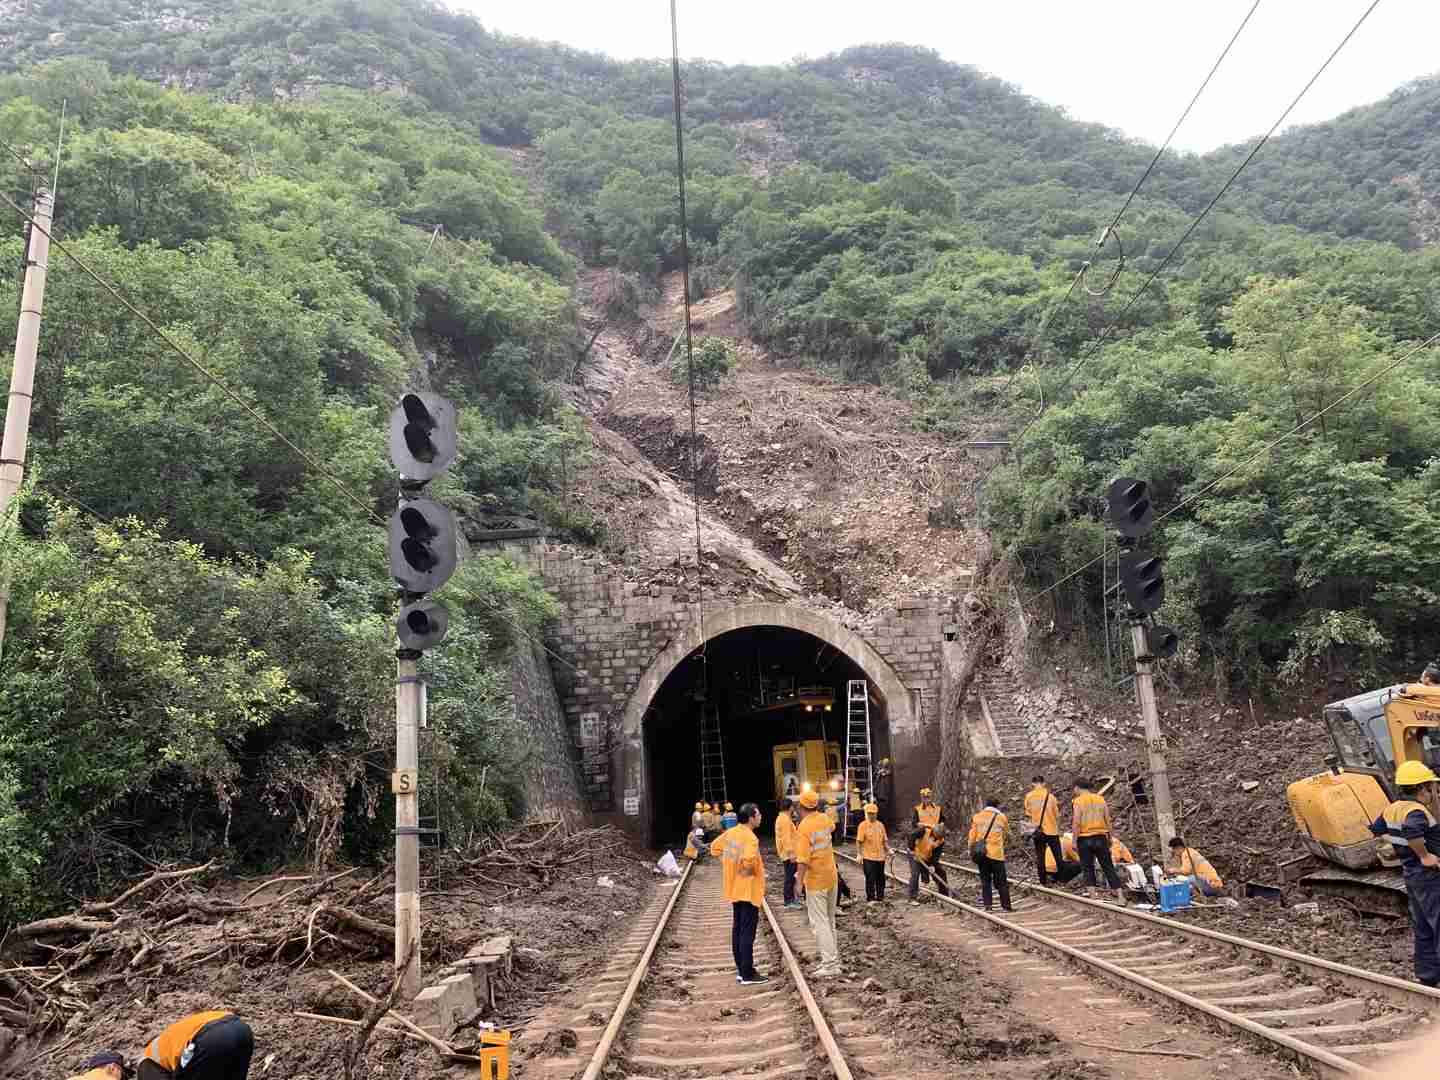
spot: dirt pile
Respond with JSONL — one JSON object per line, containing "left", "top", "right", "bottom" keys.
{"left": 1, "top": 823, "right": 656, "bottom": 1079}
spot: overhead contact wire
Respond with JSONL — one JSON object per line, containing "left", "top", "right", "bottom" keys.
{"left": 670, "top": 0, "right": 708, "bottom": 679}
{"left": 1016, "top": 0, "right": 1382, "bottom": 450}
{"left": 1036, "top": 327, "right": 1440, "bottom": 599}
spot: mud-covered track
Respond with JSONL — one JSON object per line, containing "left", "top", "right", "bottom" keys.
{"left": 860, "top": 849, "right": 1440, "bottom": 1077}
{"left": 525, "top": 859, "right": 857, "bottom": 1079}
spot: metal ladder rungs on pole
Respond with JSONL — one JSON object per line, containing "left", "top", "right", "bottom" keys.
{"left": 842, "top": 680, "right": 874, "bottom": 836}
{"left": 698, "top": 702, "right": 728, "bottom": 808}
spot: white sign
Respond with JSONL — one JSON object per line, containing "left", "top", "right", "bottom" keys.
{"left": 624, "top": 796, "right": 640, "bottom": 815}
{"left": 579, "top": 712, "right": 601, "bottom": 745}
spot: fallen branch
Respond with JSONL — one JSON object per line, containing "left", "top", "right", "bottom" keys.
{"left": 240, "top": 874, "right": 312, "bottom": 905}
{"left": 344, "top": 939, "right": 417, "bottom": 1079}
{"left": 80, "top": 860, "right": 215, "bottom": 915}
{"left": 1073, "top": 1040, "right": 1205, "bottom": 1060}
{"left": 11, "top": 916, "right": 116, "bottom": 940}
{"left": 294, "top": 1011, "right": 428, "bottom": 1046}
{"left": 325, "top": 969, "right": 481, "bottom": 1064}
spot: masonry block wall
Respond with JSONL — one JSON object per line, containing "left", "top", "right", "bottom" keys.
{"left": 509, "top": 635, "right": 589, "bottom": 823}
{"left": 479, "top": 535, "right": 951, "bottom": 834}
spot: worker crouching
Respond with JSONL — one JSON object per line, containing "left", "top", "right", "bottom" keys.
{"left": 908, "top": 787, "right": 950, "bottom": 904}
{"left": 855, "top": 803, "right": 888, "bottom": 902}
{"left": 968, "top": 797, "right": 1013, "bottom": 912}
{"left": 71, "top": 1011, "right": 255, "bottom": 1080}
{"left": 1164, "top": 837, "right": 1225, "bottom": 897}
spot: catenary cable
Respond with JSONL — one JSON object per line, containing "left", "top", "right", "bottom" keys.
{"left": 0, "top": 190, "right": 581, "bottom": 674}
{"left": 669, "top": 0, "right": 710, "bottom": 680}
{"left": 1035, "top": 327, "right": 1440, "bottom": 599}
{"left": 1009, "top": 0, "right": 1382, "bottom": 454}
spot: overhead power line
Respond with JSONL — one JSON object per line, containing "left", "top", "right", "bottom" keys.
{"left": 1036, "top": 327, "right": 1440, "bottom": 600}
{"left": 1009, "top": 0, "right": 1382, "bottom": 455}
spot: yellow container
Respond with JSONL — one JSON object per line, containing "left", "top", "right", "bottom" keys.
{"left": 479, "top": 1030, "right": 510, "bottom": 1080}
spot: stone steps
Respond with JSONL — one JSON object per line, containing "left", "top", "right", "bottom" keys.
{"left": 977, "top": 669, "right": 1033, "bottom": 756}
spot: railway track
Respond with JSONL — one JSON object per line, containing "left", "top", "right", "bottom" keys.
{"left": 855, "top": 847, "right": 1440, "bottom": 1077}
{"left": 520, "top": 858, "right": 879, "bottom": 1079}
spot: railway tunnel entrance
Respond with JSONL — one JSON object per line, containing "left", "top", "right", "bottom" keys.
{"left": 623, "top": 606, "right": 914, "bottom": 847}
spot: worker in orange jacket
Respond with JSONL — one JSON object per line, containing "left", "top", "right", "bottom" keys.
{"left": 968, "top": 797, "right": 1013, "bottom": 912}
{"left": 1072, "top": 778, "right": 1123, "bottom": 895}
{"left": 136, "top": 1010, "right": 254, "bottom": 1078}
{"left": 776, "top": 796, "right": 801, "bottom": 908}
{"left": 1165, "top": 836, "right": 1225, "bottom": 896}
{"left": 1110, "top": 836, "right": 1135, "bottom": 866}
{"left": 855, "top": 802, "right": 888, "bottom": 902}
{"left": 67, "top": 1052, "right": 130, "bottom": 1080}
{"left": 793, "top": 788, "right": 841, "bottom": 976}
{"left": 1023, "top": 775, "right": 1063, "bottom": 886}
{"left": 711, "top": 802, "right": 768, "bottom": 985}
{"left": 1043, "top": 831, "right": 1084, "bottom": 885}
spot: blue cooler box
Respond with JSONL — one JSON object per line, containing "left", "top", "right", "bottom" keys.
{"left": 1159, "top": 878, "right": 1192, "bottom": 912}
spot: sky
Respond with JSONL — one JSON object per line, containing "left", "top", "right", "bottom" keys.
{"left": 467, "top": 0, "right": 1439, "bottom": 153}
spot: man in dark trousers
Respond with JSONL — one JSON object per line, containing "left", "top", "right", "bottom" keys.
{"left": 119, "top": 1010, "right": 254, "bottom": 1079}
{"left": 1372, "top": 761, "right": 1440, "bottom": 987}
{"left": 968, "top": 796, "right": 1013, "bottom": 912}
{"left": 1023, "top": 775, "right": 1063, "bottom": 886}
{"left": 1071, "top": 778, "right": 1123, "bottom": 897}
{"left": 712, "top": 802, "right": 769, "bottom": 985}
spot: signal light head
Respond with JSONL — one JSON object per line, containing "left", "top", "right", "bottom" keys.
{"left": 1147, "top": 624, "right": 1179, "bottom": 659}
{"left": 389, "top": 392, "right": 457, "bottom": 481}
{"left": 396, "top": 599, "right": 450, "bottom": 651}
{"left": 1107, "top": 475, "right": 1155, "bottom": 538}
{"left": 1119, "top": 549, "right": 1166, "bottom": 614}
{"left": 387, "top": 497, "right": 460, "bottom": 593}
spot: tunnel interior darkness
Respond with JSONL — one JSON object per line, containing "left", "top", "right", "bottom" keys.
{"left": 644, "top": 624, "right": 891, "bottom": 845}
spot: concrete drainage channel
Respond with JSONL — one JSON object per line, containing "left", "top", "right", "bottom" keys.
{"left": 858, "top": 849, "right": 1440, "bottom": 1078}
{"left": 518, "top": 859, "right": 868, "bottom": 1079}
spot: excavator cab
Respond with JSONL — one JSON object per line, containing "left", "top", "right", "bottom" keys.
{"left": 1288, "top": 684, "right": 1440, "bottom": 882}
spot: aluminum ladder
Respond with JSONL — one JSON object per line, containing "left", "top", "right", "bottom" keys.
{"left": 698, "top": 702, "right": 728, "bottom": 807}
{"left": 842, "top": 679, "right": 874, "bottom": 835}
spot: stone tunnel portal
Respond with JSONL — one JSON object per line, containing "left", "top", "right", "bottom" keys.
{"left": 637, "top": 622, "right": 902, "bottom": 846}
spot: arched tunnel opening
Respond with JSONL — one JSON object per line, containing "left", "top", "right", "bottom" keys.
{"left": 643, "top": 624, "right": 893, "bottom": 847}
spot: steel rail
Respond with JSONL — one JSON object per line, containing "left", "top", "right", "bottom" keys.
{"left": 845, "top": 853, "right": 1377, "bottom": 1078}
{"left": 918, "top": 848, "right": 1440, "bottom": 1014}
{"left": 761, "top": 897, "right": 854, "bottom": 1080}
{"left": 577, "top": 860, "right": 694, "bottom": 1080}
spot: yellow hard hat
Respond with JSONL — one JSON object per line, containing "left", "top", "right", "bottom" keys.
{"left": 864, "top": 803, "right": 879, "bottom": 814}
{"left": 1396, "top": 760, "right": 1440, "bottom": 786}
{"left": 695, "top": 801, "right": 704, "bottom": 810}
{"left": 919, "top": 787, "right": 933, "bottom": 797}
{"left": 724, "top": 802, "right": 733, "bottom": 811}
{"left": 799, "top": 789, "right": 819, "bottom": 809}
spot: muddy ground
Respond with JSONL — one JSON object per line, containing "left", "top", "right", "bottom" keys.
{"left": 972, "top": 700, "right": 1413, "bottom": 980}
{"left": 1, "top": 827, "right": 658, "bottom": 1079}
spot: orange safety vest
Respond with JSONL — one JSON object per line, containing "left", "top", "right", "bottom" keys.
{"left": 775, "top": 810, "right": 798, "bottom": 861}
{"left": 1171, "top": 846, "right": 1223, "bottom": 889}
{"left": 1024, "top": 787, "right": 1059, "bottom": 835}
{"left": 1073, "top": 792, "right": 1111, "bottom": 838}
{"left": 856, "top": 819, "right": 887, "bottom": 861}
{"left": 969, "top": 809, "right": 1007, "bottom": 860}
{"left": 915, "top": 802, "right": 942, "bottom": 828}
{"left": 1110, "top": 838, "right": 1134, "bottom": 865}
{"left": 794, "top": 810, "right": 838, "bottom": 891}
{"left": 710, "top": 823, "right": 764, "bottom": 904}
{"left": 1044, "top": 833, "right": 1081, "bottom": 873}
{"left": 143, "top": 1011, "right": 234, "bottom": 1070}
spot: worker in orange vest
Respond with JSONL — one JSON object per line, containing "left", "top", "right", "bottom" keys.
{"left": 776, "top": 796, "right": 802, "bottom": 908}
{"left": 711, "top": 802, "right": 768, "bottom": 985}
{"left": 1110, "top": 836, "right": 1135, "bottom": 866}
{"left": 1165, "top": 836, "right": 1225, "bottom": 896}
{"left": 1043, "top": 831, "right": 1084, "bottom": 885}
{"left": 1023, "top": 775, "right": 1063, "bottom": 886}
{"left": 1071, "top": 778, "right": 1123, "bottom": 896}
{"left": 136, "top": 1010, "right": 253, "bottom": 1078}
{"left": 855, "top": 802, "right": 888, "bottom": 902}
{"left": 908, "top": 787, "right": 950, "bottom": 903}
{"left": 66, "top": 1052, "right": 129, "bottom": 1080}
{"left": 968, "top": 797, "right": 1013, "bottom": 912}
{"left": 793, "top": 788, "right": 841, "bottom": 976}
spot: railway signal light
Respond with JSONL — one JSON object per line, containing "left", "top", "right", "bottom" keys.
{"left": 1119, "top": 550, "right": 1165, "bottom": 614}
{"left": 388, "top": 496, "right": 460, "bottom": 594}
{"left": 389, "top": 392, "right": 457, "bottom": 482}
{"left": 1107, "top": 476, "right": 1154, "bottom": 538}
{"left": 396, "top": 599, "right": 450, "bottom": 651}
{"left": 1147, "top": 624, "right": 1179, "bottom": 659}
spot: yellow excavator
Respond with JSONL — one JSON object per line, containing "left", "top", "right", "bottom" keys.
{"left": 1286, "top": 682, "right": 1440, "bottom": 911}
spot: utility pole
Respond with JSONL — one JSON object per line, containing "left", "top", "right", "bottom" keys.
{"left": 1129, "top": 618, "right": 1176, "bottom": 847}
{"left": 386, "top": 392, "right": 460, "bottom": 999}
{"left": 0, "top": 186, "right": 54, "bottom": 662}
{"left": 394, "top": 651, "right": 424, "bottom": 997}
{"left": 1106, "top": 477, "right": 1181, "bottom": 852}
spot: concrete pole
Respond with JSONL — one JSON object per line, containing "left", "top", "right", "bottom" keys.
{"left": 0, "top": 187, "right": 54, "bottom": 663}
{"left": 1129, "top": 620, "right": 1176, "bottom": 848}
{"left": 395, "top": 651, "right": 423, "bottom": 997}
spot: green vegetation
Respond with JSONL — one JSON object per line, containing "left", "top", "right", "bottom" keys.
{"left": 5, "top": 0, "right": 1440, "bottom": 911}
{"left": 0, "top": 60, "right": 585, "bottom": 920}
{"left": 672, "top": 337, "right": 738, "bottom": 391}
